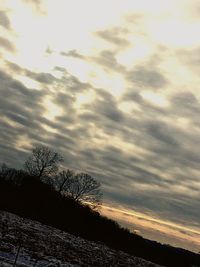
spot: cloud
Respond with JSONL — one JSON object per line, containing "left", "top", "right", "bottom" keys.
{"left": 0, "top": 69, "right": 46, "bottom": 165}
{"left": 0, "top": 11, "right": 11, "bottom": 30}
{"left": 90, "top": 89, "right": 124, "bottom": 122}
{"left": 92, "top": 50, "right": 125, "bottom": 72}
{"left": 126, "top": 66, "right": 168, "bottom": 89}
{"left": 6, "top": 61, "right": 58, "bottom": 84}
{"left": 96, "top": 27, "right": 130, "bottom": 48}
{"left": 26, "top": 71, "right": 58, "bottom": 84}
{"left": 145, "top": 121, "right": 180, "bottom": 147}
{"left": 0, "top": 62, "right": 98, "bottom": 170}
{"left": 177, "top": 47, "right": 200, "bottom": 74}
{"left": 0, "top": 37, "right": 15, "bottom": 52}
{"left": 60, "top": 50, "right": 85, "bottom": 59}
{"left": 171, "top": 91, "right": 198, "bottom": 107}
{"left": 104, "top": 181, "right": 200, "bottom": 230}
{"left": 24, "top": 0, "right": 41, "bottom": 4}
{"left": 170, "top": 91, "right": 200, "bottom": 119}
{"left": 22, "top": 0, "right": 45, "bottom": 13}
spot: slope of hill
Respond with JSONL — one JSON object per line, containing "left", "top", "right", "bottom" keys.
{"left": 0, "top": 210, "right": 163, "bottom": 267}
{"left": 1, "top": 176, "right": 200, "bottom": 266}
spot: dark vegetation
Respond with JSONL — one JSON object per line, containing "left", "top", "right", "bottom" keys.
{"left": 0, "top": 146, "right": 200, "bottom": 267}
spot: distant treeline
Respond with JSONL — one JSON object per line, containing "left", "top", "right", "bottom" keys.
{"left": 0, "top": 146, "right": 200, "bottom": 267}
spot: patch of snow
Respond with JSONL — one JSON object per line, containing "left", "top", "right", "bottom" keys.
{"left": 0, "top": 210, "right": 162, "bottom": 267}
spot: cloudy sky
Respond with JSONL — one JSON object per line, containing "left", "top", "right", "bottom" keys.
{"left": 1, "top": 0, "right": 200, "bottom": 252}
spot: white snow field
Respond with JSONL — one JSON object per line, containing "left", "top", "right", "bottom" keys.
{"left": 0, "top": 210, "right": 162, "bottom": 267}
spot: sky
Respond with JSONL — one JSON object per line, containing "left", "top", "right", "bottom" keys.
{"left": 0, "top": 0, "right": 200, "bottom": 252}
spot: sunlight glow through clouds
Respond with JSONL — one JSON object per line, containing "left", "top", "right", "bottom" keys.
{"left": 117, "top": 42, "right": 153, "bottom": 68}
{"left": 16, "top": 75, "right": 42, "bottom": 89}
{"left": 140, "top": 91, "right": 169, "bottom": 107}
{"left": 43, "top": 96, "right": 63, "bottom": 120}
{"left": 42, "top": 124, "right": 58, "bottom": 134}
{"left": 90, "top": 72, "right": 126, "bottom": 98}
{"left": 58, "top": 57, "right": 92, "bottom": 83}
{"left": 102, "top": 204, "right": 200, "bottom": 237}
{"left": 75, "top": 91, "right": 95, "bottom": 109}
{"left": 6, "top": 0, "right": 183, "bottom": 70}
{"left": 101, "top": 205, "right": 200, "bottom": 251}
{"left": 16, "top": 135, "right": 32, "bottom": 151}
{"left": 119, "top": 101, "right": 140, "bottom": 114}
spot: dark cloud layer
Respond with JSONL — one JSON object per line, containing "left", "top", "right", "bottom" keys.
{"left": 6, "top": 61, "right": 57, "bottom": 84}
{"left": 1, "top": 48, "right": 200, "bottom": 253}
{"left": 0, "top": 69, "right": 45, "bottom": 165}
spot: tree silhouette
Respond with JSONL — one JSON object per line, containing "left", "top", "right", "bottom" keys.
{"left": 0, "top": 163, "right": 26, "bottom": 185}
{"left": 24, "top": 145, "right": 63, "bottom": 180}
{"left": 61, "top": 172, "right": 102, "bottom": 209}
{"left": 56, "top": 169, "right": 74, "bottom": 193}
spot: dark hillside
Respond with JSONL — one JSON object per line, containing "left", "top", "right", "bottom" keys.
{"left": 0, "top": 174, "right": 199, "bottom": 267}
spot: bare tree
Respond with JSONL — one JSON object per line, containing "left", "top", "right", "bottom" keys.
{"left": 56, "top": 169, "right": 74, "bottom": 193}
{"left": 24, "top": 145, "right": 63, "bottom": 179}
{"left": 63, "top": 172, "right": 102, "bottom": 209}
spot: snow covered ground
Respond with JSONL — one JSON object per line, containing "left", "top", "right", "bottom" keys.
{"left": 0, "top": 210, "right": 162, "bottom": 267}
